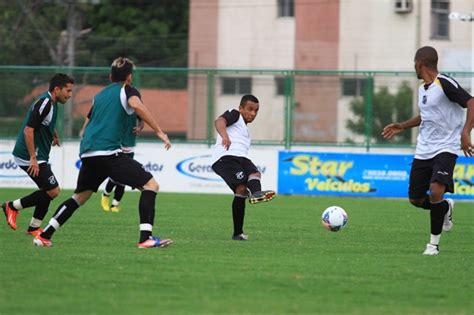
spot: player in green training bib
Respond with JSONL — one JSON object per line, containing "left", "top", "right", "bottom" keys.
{"left": 2, "top": 73, "right": 74, "bottom": 235}
{"left": 34, "top": 57, "right": 173, "bottom": 249}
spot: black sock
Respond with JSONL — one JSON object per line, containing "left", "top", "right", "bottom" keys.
{"left": 114, "top": 185, "right": 125, "bottom": 202}
{"left": 139, "top": 190, "right": 157, "bottom": 243}
{"left": 247, "top": 178, "right": 261, "bottom": 195}
{"left": 18, "top": 190, "right": 51, "bottom": 210}
{"left": 104, "top": 180, "right": 116, "bottom": 195}
{"left": 31, "top": 192, "right": 53, "bottom": 222}
{"left": 430, "top": 200, "right": 448, "bottom": 235}
{"left": 232, "top": 195, "right": 246, "bottom": 236}
{"left": 41, "top": 198, "right": 80, "bottom": 239}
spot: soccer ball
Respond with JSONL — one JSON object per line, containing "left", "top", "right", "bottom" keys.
{"left": 321, "top": 206, "right": 348, "bottom": 232}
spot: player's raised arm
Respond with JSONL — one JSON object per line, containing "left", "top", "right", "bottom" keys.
{"left": 215, "top": 116, "right": 231, "bottom": 150}
{"left": 461, "top": 98, "right": 474, "bottom": 157}
{"left": 382, "top": 115, "right": 421, "bottom": 139}
{"left": 128, "top": 95, "right": 171, "bottom": 150}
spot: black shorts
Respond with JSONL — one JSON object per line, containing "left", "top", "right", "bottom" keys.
{"left": 20, "top": 163, "right": 59, "bottom": 191}
{"left": 212, "top": 155, "right": 259, "bottom": 192}
{"left": 409, "top": 152, "right": 457, "bottom": 199}
{"left": 75, "top": 153, "right": 152, "bottom": 193}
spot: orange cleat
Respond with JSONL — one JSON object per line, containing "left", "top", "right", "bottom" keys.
{"left": 2, "top": 202, "right": 18, "bottom": 230}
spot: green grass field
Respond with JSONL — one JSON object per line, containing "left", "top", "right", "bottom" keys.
{"left": 0, "top": 188, "right": 472, "bottom": 315}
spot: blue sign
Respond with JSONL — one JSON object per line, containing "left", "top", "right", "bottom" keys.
{"left": 278, "top": 151, "right": 474, "bottom": 199}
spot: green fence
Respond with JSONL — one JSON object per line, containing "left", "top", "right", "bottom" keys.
{"left": 1, "top": 66, "right": 472, "bottom": 150}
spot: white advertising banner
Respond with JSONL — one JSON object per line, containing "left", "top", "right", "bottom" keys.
{"left": 0, "top": 140, "right": 278, "bottom": 194}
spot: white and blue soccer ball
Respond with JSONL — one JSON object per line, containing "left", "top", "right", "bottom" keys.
{"left": 321, "top": 206, "right": 348, "bottom": 232}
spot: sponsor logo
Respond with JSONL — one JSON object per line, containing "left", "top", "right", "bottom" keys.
{"left": 0, "top": 152, "right": 28, "bottom": 178}
{"left": 235, "top": 171, "right": 244, "bottom": 180}
{"left": 176, "top": 155, "right": 221, "bottom": 181}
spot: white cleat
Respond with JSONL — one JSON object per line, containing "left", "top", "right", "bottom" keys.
{"left": 443, "top": 198, "right": 454, "bottom": 232}
{"left": 422, "top": 243, "right": 439, "bottom": 256}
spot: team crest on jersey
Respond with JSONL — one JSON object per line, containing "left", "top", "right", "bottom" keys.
{"left": 235, "top": 171, "right": 244, "bottom": 180}
{"left": 422, "top": 95, "right": 427, "bottom": 104}
{"left": 48, "top": 175, "right": 57, "bottom": 185}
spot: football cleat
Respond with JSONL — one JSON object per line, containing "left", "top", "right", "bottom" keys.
{"left": 422, "top": 243, "right": 439, "bottom": 256}
{"left": 249, "top": 190, "right": 276, "bottom": 204}
{"left": 2, "top": 202, "right": 18, "bottom": 230}
{"left": 26, "top": 228, "right": 44, "bottom": 237}
{"left": 101, "top": 194, "right": 110, "bottom": 212}
{"left": 232, "top": 233, "right": 248, "bottom": 241}
{"left": 110, "top": 205, "right": 121, "bottom": 213}
{"left": 33, "top": 235, "right": 53, "bottom": 247}
{"left": 137, "top": 236, "right": 173, "bottom": 248}
{"left": 443, "top": 198, "right": 454, "bottom": 232}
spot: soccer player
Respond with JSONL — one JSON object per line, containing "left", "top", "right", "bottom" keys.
{"left": 211, "top": 94, "right": 276, "bottom": 241}
{"left": 382, "top": 46, "right": 474, "bottom": 255}
{"left": 33, "top": 57, "right": 173, "bottom": 248}
{"left": 2, "top": 73, "right": 74, "bottom": 236}
{"left": 81, "top": 107, "right": 143, "bottom": 213}
{"left": 100, "top": 113, "right": 143, "bottom": 212}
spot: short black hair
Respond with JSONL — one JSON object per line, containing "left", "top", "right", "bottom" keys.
{"left": 110, "top": 57, "right": 135, "bottom": 82}
{"left": 415, "top": 46, "right": 438, "bottom": 69}
{"left": 49, "top": 73, "right": 74, "bottom": 92}
{"left": 240, "top": 94, "right": 259, "bottom": 106}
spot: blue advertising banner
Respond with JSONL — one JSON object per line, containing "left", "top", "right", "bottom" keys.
{"left": 278, "top": 151, "right": 474, "bottom": 200}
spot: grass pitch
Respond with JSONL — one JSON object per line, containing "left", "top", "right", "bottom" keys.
{"left": 0, "top": 188, "right": 472, "bottom": 315}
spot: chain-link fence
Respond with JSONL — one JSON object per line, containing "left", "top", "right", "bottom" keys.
{"left": 1, "top": 66, "right": 472, "bottom": 150}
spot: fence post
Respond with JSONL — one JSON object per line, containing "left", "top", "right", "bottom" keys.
{"left": 206, "top": 70, "right": 215, "bottom": 146}
{"left": 284, "top": 72, "right": 294, "bottom": 150}
{"left": 364, "top": 75, "right": 374, "bottom": 152}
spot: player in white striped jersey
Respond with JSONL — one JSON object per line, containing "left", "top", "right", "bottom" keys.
{"left": 382, "top": 46, "right": 474, "bottom": 255}
{"left": 212, "top": 95, "right": 276, "bottom": 241}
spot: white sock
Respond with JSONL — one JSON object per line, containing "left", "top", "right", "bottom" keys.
{"left": 112, "top": 199, "right": 119, "bottom": 206}
{"left": 430, "top": 234, "right": 441, "bottom": 246}
{"left": 30, "top": 217, "right": 42, "bottom": 228}
{"left": 13, "top": 199, "right": 24, "bottom": 210}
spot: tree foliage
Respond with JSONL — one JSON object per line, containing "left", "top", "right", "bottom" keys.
{"left": 346, "top": 81, "right": 413, "bottom": 144}
{"left": 0, "top": 0, "right": 189, "bottom": 119}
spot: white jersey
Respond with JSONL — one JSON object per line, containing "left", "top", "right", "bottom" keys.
{"left": 415, "top": 74, "right": 471, "bottom": 159}
{"left": 212, "top": 109, "right": 251, "bottom": 162}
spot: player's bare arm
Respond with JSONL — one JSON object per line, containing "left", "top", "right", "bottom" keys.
{"left": 133, "top": 117, "right": 145, "bottom": 135}
{"left": 461, "top": 98, "right": 474, "bottom": 157}
{"left": 23, "top": 126, "right": 39, "bottom": 177}
{"left": 382, "top": 115, "right": 421, "bottom": 139}
{"left": 215, "top": 116, "right": 231, "bottom": 150}
{"left": 128, "top": 95, "right": 171, "bottom": 150}
{"left": 52, "top": 130, "right": 60, "bottom": 146}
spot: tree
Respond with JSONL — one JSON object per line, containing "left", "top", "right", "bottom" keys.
{"left": 346, "top": 81, "right": 413, "bottom": 144}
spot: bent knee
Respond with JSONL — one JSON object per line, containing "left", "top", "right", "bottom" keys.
{"left": 47, "top": 187, "right": 60, "bottom": 199}
{"left": 234, "top": 184, "right": 248, "bottom": 196}
{"left": 143, "top": 178, "right": 159, "bottom": 192}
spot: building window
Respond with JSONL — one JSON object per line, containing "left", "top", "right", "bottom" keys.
{"left": 278, "top": 0, "right": 294, "bottom": 17}
{"left": 431, "top": 0, "right": 450, "bottom": 39}
{"left": 221, "top": 77, "right": 252, "bottom": 95}
{"left": 341, "top": 78, "right": 367, "bottom": 97}
{"left": 275, "top": 77, "right": 285, "bottom": 95}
